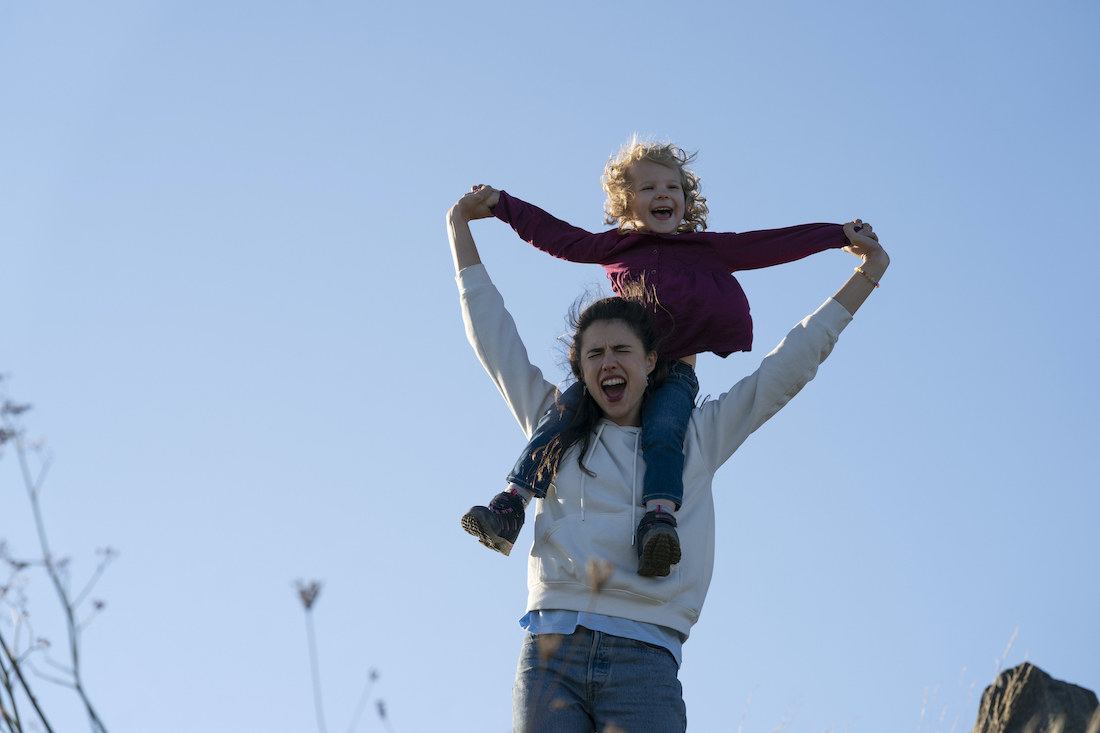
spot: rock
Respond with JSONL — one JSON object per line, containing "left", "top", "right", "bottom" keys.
{"left": 971, "top": 662, "right": 1100, "bottom": 733}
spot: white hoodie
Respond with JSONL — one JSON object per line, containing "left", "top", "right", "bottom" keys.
{"left": 459, "top": 264, "right": 852, "bottom": 640}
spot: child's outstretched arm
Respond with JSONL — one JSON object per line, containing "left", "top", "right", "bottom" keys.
{"left": 492, "top": 190, "right": 624, "bottom": 265}
{"left": 712, "top": 222, "right": 850, "bottom": 272}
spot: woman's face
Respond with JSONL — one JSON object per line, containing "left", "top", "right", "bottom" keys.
{"left": 578, "top": 319, "right": 657, "bottom": 427}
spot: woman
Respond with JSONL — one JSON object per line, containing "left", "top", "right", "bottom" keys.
{"left": 448, "top": 185, "right": 890, "bottom": 733}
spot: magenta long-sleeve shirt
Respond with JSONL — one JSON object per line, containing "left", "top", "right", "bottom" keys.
{"left": 494, "top": 190, "right": 847, "bottom": 360}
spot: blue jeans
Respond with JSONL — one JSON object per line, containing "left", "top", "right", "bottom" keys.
{"left": 508, "top": 362, "right": 699, "bottom": 508}
{"left": 512, "top": 628, "right": 687, "bottom": 733}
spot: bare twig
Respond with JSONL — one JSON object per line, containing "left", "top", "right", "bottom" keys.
{"left": 73, "top": 549, "right": 118, "bottom": 611}
{"left": 14, "top": 442, "right": 107, "bottom": 733}
{"left": 376, "top": 698, "right": 396, "bottom": 733}
{"left": 293, "top": 583, "right": 394, "bottom": 733}
{"left": 0, "top": 629, "right": 54, "bottom": 733}
{"left": 346, "top": 669, "right": 378, "bottom": 733}
{"left": 1, "top": 654, "right": 24, "bottom": 733}
{"left": 1, "top": 388, "right": 110, "bottom": 733}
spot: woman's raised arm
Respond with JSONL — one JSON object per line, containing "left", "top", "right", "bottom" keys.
{"left": 447, "top": 185, "right": 498, "bottom": 274}
{"left": 832, "top": 220, "right": 890, "bottom": 316}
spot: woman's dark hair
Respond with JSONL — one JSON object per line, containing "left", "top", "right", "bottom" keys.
{"left": 533, "top": 294, "right": 668, "bottom": 485}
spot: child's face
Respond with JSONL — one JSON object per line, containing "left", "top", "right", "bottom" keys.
{"left": 628, "top": 159, "right": 685, "bottom": 234}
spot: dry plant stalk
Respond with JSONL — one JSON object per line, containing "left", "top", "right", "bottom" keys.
{"left": 292, "top": 580, "right": 393, "bottom": 733}
{"left": 1, "top": 387, "right": 112, "bottom": 733}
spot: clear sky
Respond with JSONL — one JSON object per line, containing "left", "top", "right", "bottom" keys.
{"left": 2, "top": 1, "right": 1097, "bottom": 732}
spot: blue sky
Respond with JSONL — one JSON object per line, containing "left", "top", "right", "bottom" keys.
{"left": 2, "top": 1, "right": 1097, "bottom": 731}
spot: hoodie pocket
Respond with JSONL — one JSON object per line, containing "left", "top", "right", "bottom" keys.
{"left": 532, "top": 513, "right": 689, "bottom": 608}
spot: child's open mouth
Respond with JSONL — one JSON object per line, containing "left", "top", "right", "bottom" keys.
{"left": 601, "top": 376, "right": 627, "bottom": 402}
{"left": 652, "top": 207, "right": 674, "bottom": 221}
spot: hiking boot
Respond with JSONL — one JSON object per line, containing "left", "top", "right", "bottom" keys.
{"left": 462, "top": 491, "right": 526, "bottom": 556}
{"left": 636, "top": 508, "right": 681, "bottom": 577}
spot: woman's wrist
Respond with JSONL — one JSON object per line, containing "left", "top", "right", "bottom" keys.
{"left": 833, "top": 245, "right": 890, "bottom": 315}
{"left": 447, "top": 205, "right": 470, "bottom": 225}
{"left": 858, "top": 251, "right": 890, "bottom": 279}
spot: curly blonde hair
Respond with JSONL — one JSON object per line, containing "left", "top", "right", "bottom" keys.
{"left": 602, "top": 138, "right": 709, "bottom": 233}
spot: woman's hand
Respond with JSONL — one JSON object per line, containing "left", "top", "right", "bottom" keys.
{"left": 447, "top": 186, "right": 497, "bottom": 273}
{"left": 843, "top": 220, "right": 890, "bottom": 270}
{"left": 832, "top": 220, "right": 890, "bottom": 316}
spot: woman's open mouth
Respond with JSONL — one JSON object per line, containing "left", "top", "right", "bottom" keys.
{"left": 601, "top": 376, "right": 627, "bottom": 402}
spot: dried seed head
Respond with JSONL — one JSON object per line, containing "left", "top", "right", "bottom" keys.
{"left": 294, "top": 579, "right": 322, "bottom": 610}
{"left": 1, "top": 401, "right": 31, "bottom": 417}
{"left": 536, "top": 633, "right": 563, "bottom": 664}
{"left": 586, "top": 558, "right": 613, "bottom": 593}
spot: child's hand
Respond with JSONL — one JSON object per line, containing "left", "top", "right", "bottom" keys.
{"left": 450, "top": 185, "right": 499, "bottom": 222}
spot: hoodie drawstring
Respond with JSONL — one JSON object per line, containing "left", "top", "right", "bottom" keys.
{"left": 579, "top": 424, "right": 642, "bottom": 545}
{"left": 630, "top": 430, "right": 641, "bottom": 545}
{"left": 579, "top": 423, "right": 608, "bottom": 521}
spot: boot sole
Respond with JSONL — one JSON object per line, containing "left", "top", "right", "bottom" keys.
{"left": 461, "top": 509, "right": 514, "bottom": 556}
{"left": 637, "top": 529, "right": 681, "bottom": 577}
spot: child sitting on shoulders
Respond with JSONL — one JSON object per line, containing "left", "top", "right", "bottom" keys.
{"left": 462, "top": 137, "right": 853, "bottom": 577}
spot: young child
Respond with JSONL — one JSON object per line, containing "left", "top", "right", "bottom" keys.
{"left": 462, "top": 138, "right": 853, "bottom": 577}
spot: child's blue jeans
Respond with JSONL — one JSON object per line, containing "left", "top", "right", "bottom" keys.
{"left": 507, "top": 361, "right": 699, "bottom": 508}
